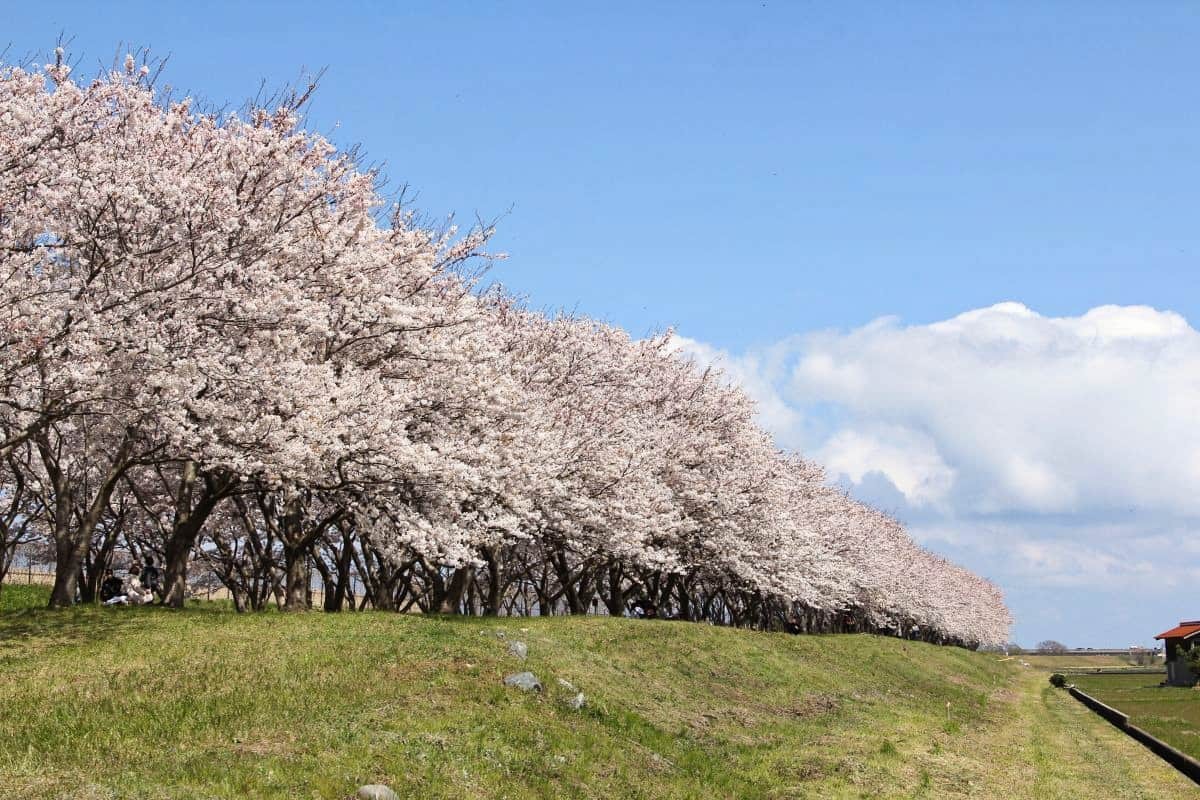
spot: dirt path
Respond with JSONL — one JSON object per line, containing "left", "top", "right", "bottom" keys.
{"left": 954, "top": 669, "right": 1197, "bottom": 798}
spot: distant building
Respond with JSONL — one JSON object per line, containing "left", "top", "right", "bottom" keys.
{"left": 1154, "top": 620, "right": 1200, "bottom": 686}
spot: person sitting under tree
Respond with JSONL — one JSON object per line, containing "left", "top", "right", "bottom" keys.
{"left": 99, "top": 569, "right": 124, "bottom": 603}
{"left": 139, "top": 557, "right": 162, "bottom": 602}
{"left": 105, "top": 564, "right": 154, "bottom": 606}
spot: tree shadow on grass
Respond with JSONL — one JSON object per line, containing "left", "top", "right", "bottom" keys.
{"left": 0, "top": 605, "right": 144, "bottom": 664}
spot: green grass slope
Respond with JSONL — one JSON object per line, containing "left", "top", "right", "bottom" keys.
{"left": 0, "top": 585, "right": 1192, "bottom": 799}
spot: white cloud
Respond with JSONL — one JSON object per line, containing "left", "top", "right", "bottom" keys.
{"left": 911, "top": 518, "right": 1169, "bottom": 589}
{"left": 680, "top": 301, "right": 1200, "bottom": 605}
{"left": 786, "top": 302, "right": 1200, "bottom": 517}
{"left": 669, "top": 334, "right": 807, "bottom": 449}
{"left": 816, "top": 426, "right": 955, "bottom": 508}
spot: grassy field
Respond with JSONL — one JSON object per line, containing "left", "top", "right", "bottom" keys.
{"left": 1, "top": 584, "right": 1194, "bottom": 799}
{"left": 1072, "top": 673, "right": 1200, "bottom": 761}
{"left": 1023, "top": 654, "right": 1161, "bottom": 671}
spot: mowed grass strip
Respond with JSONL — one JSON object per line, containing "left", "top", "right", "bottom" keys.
{"left": 1073, "top": 672, "right": 1200, "bottom": 762}
{"left": 1023, "top": 653, "right": 1159, "bottom": 671}
{"left": 0, "top": 585, "right": 1193, "bottom": 799}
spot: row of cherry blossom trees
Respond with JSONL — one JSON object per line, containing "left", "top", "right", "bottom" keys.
{"left": 0, "top": 55, "right": 1010, "bottom": 647}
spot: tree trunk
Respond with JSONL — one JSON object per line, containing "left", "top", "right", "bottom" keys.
{"left": 604, "top": 563, "right": 625, "bottom": 616}
{"left": 81, "top": 519, "right": 123, "bottom": 604}
{"left": 312, "top": 551, "right": 336, "bottom": 612}
{"left": 282, "top": 544, "right": 310, "bottom": 611}
{"left": 326, "top": 528, "right": 354, "bottom": 612}
{"left": 163, "top": 465, "right": 232, "bottom": 608}
{"left": 45, "top": 473, "right": 76, "bottom": 608}
{"left": 39, "top": 431, "right": 117, "bottom": 609}
{"left": 52, "top": 503, "right": 107, "bottom": 607}
{"left": 552, "top": 551, "right": 586, "bottom": 614}
{"left": 435, "top": 566, "right": 473, "bottom": 614}
{"left": 161, "top": 531, "right": 193, "bottom": 608}
{"left": 676, "top": 578, "right": 692, "bottom": 620}
{"left": 234, "top": 590, "right": 248, "bottom": 613}
{"left": 276, "top": 494, "right": 343, "bottom": 612}
{"left": 49, "top": 532, "right": 84, "bottom": 608}
{"left": 483, "top": 547, "right": 503, "bottom": 616}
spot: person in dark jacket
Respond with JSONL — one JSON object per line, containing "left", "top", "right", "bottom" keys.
{"left": 139, "top": 557, "right": 162, "bottom": 601}
{"left": 99, "top": 569, "right": 124, "bottom": 603}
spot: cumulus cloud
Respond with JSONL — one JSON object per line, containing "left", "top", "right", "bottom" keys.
{"left": 910, "top": 518, "right": 1171, "bottom": 588}
{"left": 677, "top": 301, "right": 1200, "bottom": 614}
{"left": 685, "top": 302, "right": 1200, "bottom": 517}
{"left": 816, "top": 426, "right": 955, "bottom": 509}
{"left": 669, "top": 334, "right": 807, "bottom": 450}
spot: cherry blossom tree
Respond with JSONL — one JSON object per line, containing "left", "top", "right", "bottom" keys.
{"left": 0, "top": 51, "right": 1010, "bottom": 647}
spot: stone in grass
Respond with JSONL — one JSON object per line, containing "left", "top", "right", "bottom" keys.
{"left": 507, "top": 640, "right": 528, "bottom": 660}
{"left": 555, "top": 678, "right": 585, "bottom": 710}
{"left": 357, "top": 785, "right": 399, "bottom": 800}
{"left": 503, "top": 671, "right": 543, "bottom": 692}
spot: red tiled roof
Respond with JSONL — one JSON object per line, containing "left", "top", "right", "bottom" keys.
{"left": 1155, "top": 621, "right": 1200, "bottom": 640}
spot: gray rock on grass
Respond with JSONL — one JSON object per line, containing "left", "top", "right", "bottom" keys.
{"left": 357, "top": 785, "right": 399, "bottom": 800}
{"left": 503, "top": 671, "right": 543, "bottom": 692}
{"left": 507, "top": 640, "right": 528, "bottom": 660}
{"left": 554, "top": 678, "right": 585, "bottom": 709}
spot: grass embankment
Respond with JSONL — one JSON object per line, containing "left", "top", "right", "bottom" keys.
{"left": 1073, "top": 673, "right": 1200, "bottom": 761}
{"left": 0, "top": 585, "right": 1192, "bottom": 799}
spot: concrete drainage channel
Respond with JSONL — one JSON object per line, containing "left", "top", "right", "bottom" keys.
{"left": 1068, "top": 686, "right": 1200, "bottom": 785}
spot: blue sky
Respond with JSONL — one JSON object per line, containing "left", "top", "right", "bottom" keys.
{"left": 6, "top": 2, "right": 1199, "bottom": 646}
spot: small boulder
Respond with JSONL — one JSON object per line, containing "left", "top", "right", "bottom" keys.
{"left": 553, "top": 678, "right": 584, "bottom": 709}
{"left": 503, "top": 671, "right": 543, "bottom": 692}
{"left": 508, "top": 640, "right": 528, "bottom": 660}
{"left": 357, "top": 785, "right": 398, "bottom": 800}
